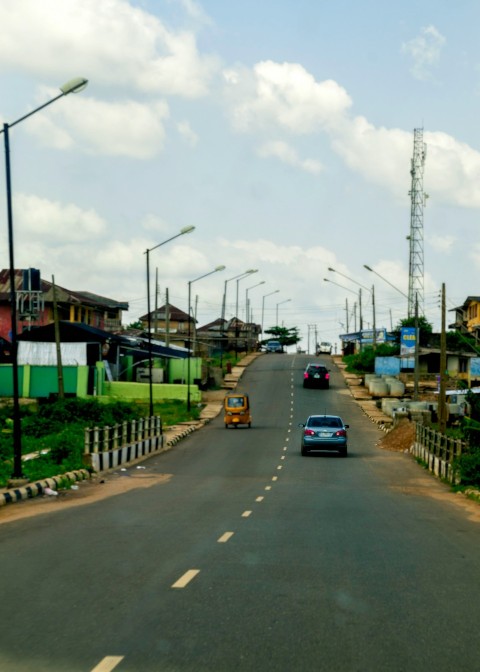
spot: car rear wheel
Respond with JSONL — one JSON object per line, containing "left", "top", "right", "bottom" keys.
{"left": 301, "top": 446, "right": 308, "bottom": 456}
{"left": 340, "top": 447, "right": 348, "bottom": 457}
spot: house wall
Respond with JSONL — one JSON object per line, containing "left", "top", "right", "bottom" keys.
{"left": 0, "top": 364, "right": 89, "bottom": 398}
{"left": 466, "top": 300, "right": 480, "bottom": 331}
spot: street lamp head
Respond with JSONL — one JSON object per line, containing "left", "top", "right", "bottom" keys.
{"left": 180, "top": 225, "right": 195, "bottom": 235}
{"left": 60, "top": 77, "right": 88, "bottom": 95}
{"left": 215, "top": 265, "right": 226, "bottom": 272}
{"left": 327, "top": 267, "right": 335, "bottom": 272}
{"left": 364, "top": 264, "right": 373, "bottom": 272}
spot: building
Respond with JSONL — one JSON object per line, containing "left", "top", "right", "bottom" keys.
{"left": 0, "top": 268, "right": 128, "bottom": 341}
{"left": 138, "top": 304, "right": 194, "bottom": 349}
{"left": 449, "top": 296, "right": 480, "bottom": 342}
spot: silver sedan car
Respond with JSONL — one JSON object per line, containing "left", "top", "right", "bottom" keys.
{"left": 299, "top": 414, "right": 349, "bottom": 457}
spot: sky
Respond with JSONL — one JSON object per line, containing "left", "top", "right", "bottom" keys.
{"left": 0, "top": 0, "right": 478, "bottom": 351}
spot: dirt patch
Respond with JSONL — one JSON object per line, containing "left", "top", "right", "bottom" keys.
{"left": 377, "top": 418, "right": 415, "bottom": 452}
{"left": 0, "top": 469, "right": 172, "bottom": 525}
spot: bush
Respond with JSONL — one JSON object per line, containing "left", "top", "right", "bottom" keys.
{"left": 454, "top": 448, "right": 480, "bottom": 487}
{"left": 0, "top": 397, "right": 196, "bottom": 488}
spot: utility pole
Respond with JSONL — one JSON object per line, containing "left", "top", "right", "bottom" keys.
{"left": 165, "top": 288, "right": 170, "bottom": 347}
{"left": 438, "top": 283, "right": 447, "bottom": 433}
{"left": 52, "top": 275, "right": 64, "bottom": 399}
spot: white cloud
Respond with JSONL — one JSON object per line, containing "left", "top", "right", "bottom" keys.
{"left": 14, "top": 193, "right": 106, "bottom": 242}
{"left": 177, "top": 120, "right": 199, "bottom": 146}
{"left": 26, "top": 92, "right": 170, "bottom": 159}
{"left": 225, "top": 60, "right": 352, "bottom": 134}
{"left": 0, "top": 0, "right": 218, "bottom": 98}
{"left": 257, "top": 141, "right": 323, "bottom": 174}
{"left": 402, "top": 25, "right": 446, "bottom": 80}
{"left": 427, "top": 233, "right": 455, "bottom": 252}
{"left": 225, "top": 59, "right": 480, "bottom": 208}
{"left": 173, "top": 0, "right": 213, "bottom": 26}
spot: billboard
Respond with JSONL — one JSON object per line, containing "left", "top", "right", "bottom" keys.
{"left": 400, "top": 327, "right": 416, "bottom": 369}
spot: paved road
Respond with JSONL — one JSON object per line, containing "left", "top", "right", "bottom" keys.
{"left": 1, "top": 354, "right": 479, "bottom": 671}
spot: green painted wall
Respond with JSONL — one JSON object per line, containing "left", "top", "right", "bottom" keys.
{"left": 169, "top": 357, "right": 201, "bottom": 383}
{"left": 103, "top": 381, "right": 200, "bottom": 403}
{"left": 0, "top": 364, "right": 88, "bottom": 398}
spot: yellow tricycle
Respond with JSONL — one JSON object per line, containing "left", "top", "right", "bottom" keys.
{"left": 224, "top": 393, "right": 252, "bottom": 428}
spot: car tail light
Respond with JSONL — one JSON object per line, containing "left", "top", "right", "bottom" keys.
{"left": 335, "top": 429, "right": 346, "bottom": 437}
{"left": 325, "top": 373, "right": 330, "bottom": 380}
{"left": 304, "top": 429, "right": 315, "bottom": 436}
{"left": 303, "top": 372, "right": 309, "bottom": 379}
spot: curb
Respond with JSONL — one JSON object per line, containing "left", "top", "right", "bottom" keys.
{"left": 0, "top": 353, "right": 252, "bottom": 507}
{"left": 0, "top": 469, "right": 91, "bottom": 507}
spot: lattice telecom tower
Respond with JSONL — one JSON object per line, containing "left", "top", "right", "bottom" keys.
{"left": 407, "top": 128, "right": 427, "bottom": 318}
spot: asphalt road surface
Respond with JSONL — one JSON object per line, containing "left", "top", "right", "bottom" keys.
{"left": 1, "top": 354, "right": 480, "bottom": 671}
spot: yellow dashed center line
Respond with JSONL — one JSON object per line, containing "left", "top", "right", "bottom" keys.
{"left": 265, "top": 485, "right": 272, "bottom": 490}
{"left": 172, "top": 569, "right": 200, "bottom": 588}
{"left": 256, "top": 496, "right": 264, "bottom": 502}
{"left": 218, "top": 531, "right": 234, "bottom": 543}
{"left": 272, "top": 476, "right": 278, "bottom": 481}
{"left": 91, "top": 657, "right": 124, "bottom": 672}
{"left": 242, "top": 510, "right": 252, "bottom": 517}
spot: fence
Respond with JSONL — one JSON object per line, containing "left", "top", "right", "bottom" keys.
{"left": 411, "top": 423, "right": 466, "bottom": 483}
{"left": 84, "top": 416, "right": 164, "bottom": 472}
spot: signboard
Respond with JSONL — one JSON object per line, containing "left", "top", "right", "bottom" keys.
{"left": 471, "top": 358, "right": 480, "bottom": 376}
{"left": 400, "top": 327, "right": 416, "bottom": 369}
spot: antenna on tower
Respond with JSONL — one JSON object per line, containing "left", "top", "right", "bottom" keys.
{"left": 407, "top": 128, "right": 427, "bottom": 318}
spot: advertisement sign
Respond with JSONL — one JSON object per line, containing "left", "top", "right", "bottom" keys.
{"left": 400, "top": 327, "right": 416, "bottom": 369}
{"left": 471, "top": 358, "right": 480, "bottom": 376}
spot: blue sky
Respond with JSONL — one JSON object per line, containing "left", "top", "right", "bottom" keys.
{"left": 0, "top": 0, "right": 479, "bottom": 349}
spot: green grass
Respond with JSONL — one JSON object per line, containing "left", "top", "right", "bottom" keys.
{"left": 0, "top": 397, "right": 202, "bottom": 489}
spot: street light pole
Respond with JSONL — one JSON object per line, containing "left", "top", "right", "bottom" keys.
{"left": 235, "top": 270, "right": 257, "bottom": 357}
{"left": 276, "top": 298, "right": 291, "bottom": 326}
{"left": 1, "top": 77, "right": 88, "bottom": 483}
{"left": 324, "top": 277, "right": 362, "bottom": 325}
{"left": 145, "top": 226, "right": 195, "bottom": 417}
{"left": 261, "top": 290, "right": 279, "bottom": 338}
{"left": 187, "top": 265, "right": 225, "bottom": 411}
{"left": 363, "top": 264, "right": 409, "bottom": 299}
{"left": 245, "top": 280, "right": 265, "bottom": 352}
{"left": 328, "top": 267, "right": 374, "bottom": 350}
{"left": 221, "top": 268, "right": 255, "bottom": 354}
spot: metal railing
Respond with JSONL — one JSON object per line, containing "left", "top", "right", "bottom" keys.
{"left": 84, "top": 416, "right": 162, "bottom": 454}
{"left": 412, "top": 423, "right": 466, "bottom": 482}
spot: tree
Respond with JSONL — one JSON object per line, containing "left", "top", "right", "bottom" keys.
{"left": 263, "top": 326, "right": 301, "bottom": 347}
{"left": 126, "top": 320, "right": 143, "bottom": 330}
{"left": 392, "top": 316, "right": 433, "bottom": 347}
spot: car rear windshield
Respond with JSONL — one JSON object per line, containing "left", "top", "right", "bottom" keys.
{"left": 308, "top": 417, "right": 342, "bottom": 428}
{"left": 308, "top": 366, "right": 327, "bottom": 373}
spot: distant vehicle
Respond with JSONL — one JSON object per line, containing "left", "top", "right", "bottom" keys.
{"left": 265, "top": 340, "right": 284, "bottom": 353}
{"left": 298, "top": 414, "right": 349, "bottom": 457}
{"left": 303, "top": 363, "right": 330, "bottom": 389}
{"left": 317, "top": 342, "right": 332, "bottom": 355}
